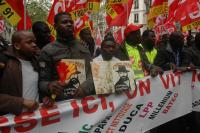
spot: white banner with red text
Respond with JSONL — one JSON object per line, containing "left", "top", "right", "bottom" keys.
{"left": 1, "top": 71, "right": 200, "bottom": 133}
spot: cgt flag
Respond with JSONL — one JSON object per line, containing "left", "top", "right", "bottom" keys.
{"left": 0, "top": 0, "right": 32, "bottom": 29}
{"left": 87, "top": 0, "right": 100, "bottom": 13}
{"left": 147, "top": 0, "right": 168, "bottom": 29}
{"left": 167, "top": 0, "right": 200, "bottom": 32}
{"left": 74, "top": 13, "right": 93, "bottom": 37}
{"left": 47, "top": 0, "right": 88, "bottom": 39}
{"left": 175, "top": 0, "right": 200, "bottom": 32}
{"left": 105, "top": 0, "right": 134, "bottom": 27}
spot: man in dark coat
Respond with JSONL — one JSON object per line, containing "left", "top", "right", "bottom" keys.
{"left": 38, "top": 12, "right": 95, "bottom": 101}
{"left": 154, "top": 31, "right": 192, "bottom": 71}
{"left": 186, "top": 32, "right": 200, "bottom": 67}
{"left": 0, "top": 31, "right": 39, "bottom": 115}
{"left": 152, "top": 31, "right": 193, "bottom": 133}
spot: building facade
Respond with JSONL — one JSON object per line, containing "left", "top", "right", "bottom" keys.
{"left": 129, "top": 0, "right": 152, "bottom": 33}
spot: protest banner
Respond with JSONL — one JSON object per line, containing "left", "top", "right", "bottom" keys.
{"left": 191, "top": 70, "right": 200, "bottom": 112}
{"left": 1, "top": 71, "right": 200, "bottom": 133}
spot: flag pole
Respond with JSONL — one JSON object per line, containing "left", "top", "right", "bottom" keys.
{"left": 24, "top": 0, "right": 26, "bottom": 30}
{"left": 126, "top": 0, "right": 129, "bottom": 26}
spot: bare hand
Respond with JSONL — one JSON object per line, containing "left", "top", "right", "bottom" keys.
{"left": 150, "top": 65, "right": 164, "bottom": 77}
{"left": 48, "top": 81, "right": 69, "bottom": 96}
{"left": 42, "top": 96, "right": 55, "bottom": 108}
{"left": 23, "top": 99, "right": 39, "bottom": 112}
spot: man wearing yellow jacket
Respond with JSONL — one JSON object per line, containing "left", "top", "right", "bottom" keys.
{"left": 119, "top": 24, "right": 162, "bottom": 79}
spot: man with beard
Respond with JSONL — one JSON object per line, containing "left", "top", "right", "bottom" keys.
{"left": 38, "top": 12, "right": 94, "bottom": 102}
{"left": 114, "top": 66, "right": 131, "bottom": 92}
{"left": 32, "top": 21, "right": 51, "bottom": 49}
{"left": 0, "top": 31, "right": 39, "bottom": 115}
{"left": 79, "top": 28, "right": 95, "bottom": 57}
{"left": 93, "top": 40, "right": 120, "bottom": 61}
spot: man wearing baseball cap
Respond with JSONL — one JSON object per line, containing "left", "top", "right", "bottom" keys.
{"left": 120, "top": 24, "right": 145, "bottom": 79}
{"left": 120, "top": 24, "right": 162, "bottom": 79}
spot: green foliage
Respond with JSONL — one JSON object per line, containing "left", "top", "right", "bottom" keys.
{"left": 27, "top": 0, "right": 51, "bottom": 23}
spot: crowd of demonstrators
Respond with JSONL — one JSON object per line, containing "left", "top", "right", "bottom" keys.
{"left": 38, "top": 12, "right": 95, "bottom": 103}
{"left": 154, "top": 31, "right": 192, "bottom": 71}
{"left": 117, "top": 24, "right": 145, "bottom": 79}
{"left": 141, "top": 30, "right": 163, "bottom": 77}
{"left": 116, "top": 24, "right": 162, "bottom": 79}
{"left": 0, "top": 31, "right": 39, "bottom": 115}
{"left": 0, "top": 12, "right": 200, "bottom": 133}
{"left": 151, "top": 31, "right": 193, "bottom": 133}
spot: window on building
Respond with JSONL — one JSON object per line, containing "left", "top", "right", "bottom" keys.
{"left": 134, "top": 0, "right": 139, "bottom": 9}
{"left": 134, "top": 14, "right": 139, "bottom": 23}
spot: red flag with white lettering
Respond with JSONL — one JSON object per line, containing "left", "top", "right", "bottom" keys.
{"left": 47, "top": 0, "right": 88, "bottom": 39}
{"left": 167, "top": 0, "right": 179, "bottom": 22}
{"left": 175, "top": 0, "right": 200, "bottom": 32}
{"left": 74, "top": 13, "right": 93, "bottom": 37}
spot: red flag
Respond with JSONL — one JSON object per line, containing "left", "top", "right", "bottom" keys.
{"left": 105, "top": 0, "right": 134, "bottom": 27}
{"left": 47, "top": 0, "right": 65, "bottom": 26}
{"left": 3, "top": 0, "right": 32, "bottom": 29}
{"left": 154, "top": 21, "right": 177, "bottom": 39}
{"left": 95, "top": 27, "right": 102, "bottom": 46}
{"left": 87, "top": 0, "right": 100, "bottom": 13}
{"left": 5, "top": 0, "right": 25, "bottom": 16}
{"left": 167, "top": 0, "right": 179, "bottom": 22}
{"left": 47, "top": 0, "right": 88, "bottom": 39}
{"left": 17, "top": 13, "right": 32, "bottom": 30}
{"left": 147, "top": 0, "right": 168, "bottom": 28}
{"left": 114, "top": 28, "right": 124, "bottom": 44}
{"left": 175, "top": 0, "right": 200, "bottom": 32}
{"left": 74, "top": 13, "right": 93, "bottom": 37}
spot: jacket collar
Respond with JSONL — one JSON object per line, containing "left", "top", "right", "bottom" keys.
{"left": 3, "top": 46, "right": 18, "bottom": 59}
{"left": 3, "top": 45, "right": 38, "bottom": 71}
{"left": 56, "top": 35, "right": 75, "bottom": 45}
